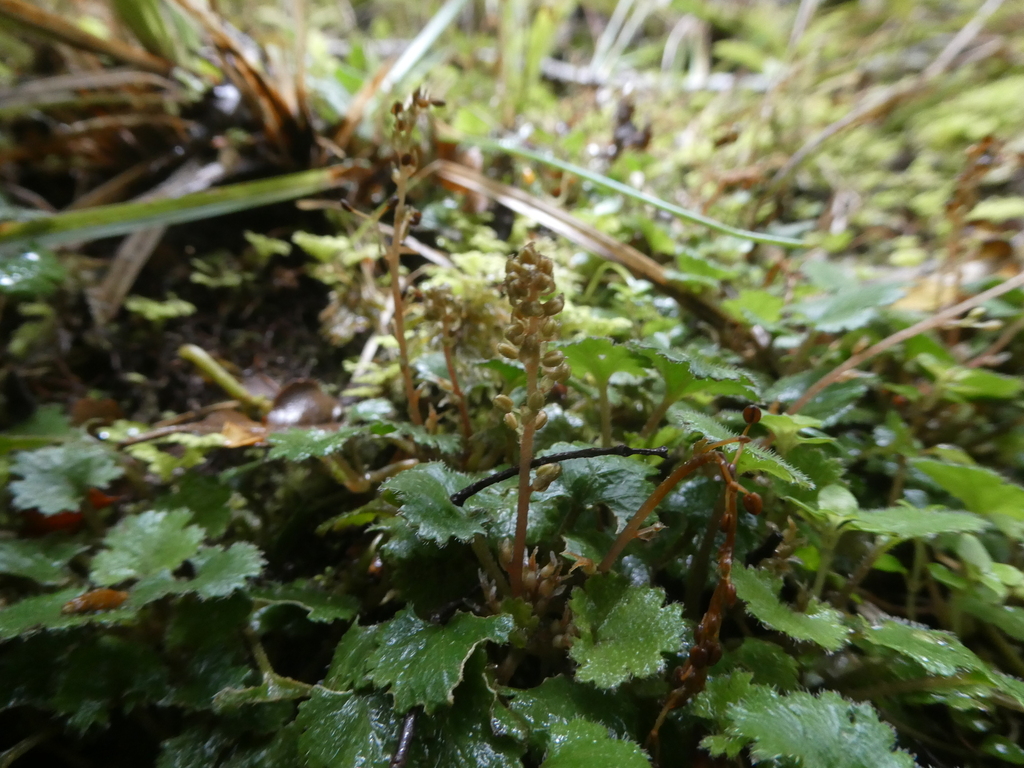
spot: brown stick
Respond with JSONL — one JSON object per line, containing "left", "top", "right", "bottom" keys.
{"left": 789, "top": 266, "right": 1024, "bottom": 414}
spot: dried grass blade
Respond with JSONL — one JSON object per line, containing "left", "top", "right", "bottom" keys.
{"left": 464, "top": 136, "right": 804, "bottom": 248}
{"left": 429, "top": 160, "right": 735, "bottom": 330}
{"left": 0, "top": 0, "right": 172, "bottom": 74}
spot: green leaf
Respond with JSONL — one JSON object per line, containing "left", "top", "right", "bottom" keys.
{"left": 0, "top": 249, "right": 65, "bottom": 296}
{"left": 758, "top": 413, "right": 834, "bottom": 454}
{"left": 10, "top": 441, "right": 123, "bottom": 514}
{"left": 51, "top": 634, "right": 168, "bottom": 731}
{"left": 0, "top": 588, "right": 136, "bottom": 640}
{"left": 90, "top": 509, "right": 205, "bottom": 586}
{"left": 544, "top": 441, "right": 657, "bottom": 532}
{"left": 540, "top": 719, "right": 650, "bottom": 768}
{"left": 668, "top": 406, "right": 812, "bottom": 488}
{"left": 506, "top": 676, "right": 640, "bottom": 751}
{"left": 960, "top": 597, "right": 1024, "bottom": 642}
{"left": 725, "top": 688, "right": 917, "bottom": 768}
{"left": 266, "top": 427, "right": 362, "bottom": 461}
{"left": 968, "top": 196, "right": 1024, "bottom": 222}
{"left": 251, "top": 581, "right": 358, "bottom": 623}
{"left": 0, "top": 538, "right": 86, "bottom": 584}
{"left": 383, "top": 463, "right": 485, "bottom": 544}
{"left": 692, "top": 671, "right": 756, "bottom": 725}
{"left": 187, "top": 543, "right": 265, "bottom": 599}
{"left": 945, "top": 367, "right": 1023, "bottom": 400}
{"left": 788, "top": 283, "right": 905, "bottom": 332}
{"left": 155, "top": 473, "right": 233, "bottom": 537}
{"left": 560, "top": 338, "right": 648, "bottom": 387}
{"left": 368, "top": 609, "right": 514, "bottom": 713}
{"left": 732, "top": 565, "right": 849, "bottom": 651}
{"left": 722, "top": 289, "right": 785, "bottom": 326}
{"left": 383, "top": 422, "right": 462, "bottom": 455}
{"left": 568, "top": 573, "right": 686, "bottom": 688}
{"left": 912, "top": 459, "right": 1024, "bottom": 521}
{"left": 858, "top": 619, "right": 986, "bottom": 676}
{"left": 630, "top": 343, "right": 758, "bottom": 402}
{"left": 407, "top": 652, "right": 526, "bottom": 768}
{"left": 845, "top": 507, "right": 987, "bottom": 539}
{"left": 297, "top": 689, "right": 399, "bottom": 768}
{"left": 324, "top": 622, "right": 382, "bottom": 691}
{"left": 724, "top": 639, "right": 800, "bottom": 691}
{"left": 213, "top": 672, "right": 312, "bottom": 711}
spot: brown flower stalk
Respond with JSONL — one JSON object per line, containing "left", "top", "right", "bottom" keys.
{"left": 495, "top": 243, "right": 569, "bottom": 597}
{"left": 423, "top": 287, "right": 472, "bottom": 443}
{"left": 645, "top": 406, "right": 764, "bottom": 752}
{"left": 385, "top": 89, "right": 443, "bottom": 425}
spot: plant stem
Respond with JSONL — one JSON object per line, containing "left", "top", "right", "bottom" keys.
{"left": 0, "top": 729, "right": 53, "bottom": 768}
{"left": 441, "top": 340, "right": 473, "bottom": 442}
{"left": 639, "top": 393, "right": 675, "bottom": 439}
{"left": 386, "top": 169, "right": 422, "bottom": 426}
{"left": 809, "top": 527, "right": 839, "bottom": 603}
{"left": 509, "top": 354, "right": 540, "bottom": 597}
{"left": 598, "top": 379, "right": 612, "bottom": 448}
{"left": 389, "top": 710, "right": 418, "bottom": 768}
{"left": 472, "top": 534, "right": 510, "bottom": 597}
{"left": 683, "top": 494, "right": 726, "bottom": 620}
{"left": 906, "top": 539, "right": 926, "bottom": 621}
{"left": 178, "top": 344, "right": 271, "bottom": 415}
{"left": 835, "top": 538, "right": 893, "bottom": 608}
{"left": 599, "top": 451, "right": 720, "bottom": 573}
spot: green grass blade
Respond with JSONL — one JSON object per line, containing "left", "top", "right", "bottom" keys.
{"left": 466, "top": 136, "right": 805, "bottom": 248}
{"left": 0, "top": 166, "right": 351, "bottom": 251}
{"left": 380, "top": 0, "right": 472, "bottom": 93}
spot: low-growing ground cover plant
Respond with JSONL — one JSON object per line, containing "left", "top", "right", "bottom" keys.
{"left": 2, "top": 1, "right": 1024, "bottom": 767}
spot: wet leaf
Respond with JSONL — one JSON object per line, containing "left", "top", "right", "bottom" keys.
{"left": 10, "top": 441, "right": 123, "bottom": 515}
{"left": 91, "top": 509, "right": 205, "bottom": 586}
{"left": 732, "top": 565, "right": 849, "bottom": 651}
{"left": 297, "top": 689, "right": 399, "bottom": 768}
{"left": 568, "top": 573, "right": 686, "bottom": 688}
{"left": 506, "top": 676, "right": 641, "bottom": 751}
{"left": 540, "top": 719, "right": 650, "bottom": 768}
{"left": 251, "top": 581, "right": 358, "bottom": 623}
{"left": 912, "top": 460, "right": 1024, "bottom": 521}
{"left": 845, "top": 507, "right": 987, "bottom": 539}
{"left": 383, "top": 463, "right": 485, "bottom": 544}
{"left": 858, "top": 619, "right": 986, "bottom": 677}
{"left": 722, "top": 688, "right": 917, "bottom": 768}
{"left": 543, "top": 441, "right": 657, "bottom": 532}
{"left": 367, "top": 608, "right": 513, "bottom": 713}
{"left": 0, "top": 249, "right": 64, "bottom": 296}
{"left": 0, "top": 538, "right": 87, "bottom": 584}
{"left": 266, "top": 427, "right": 362, "bottom": 461}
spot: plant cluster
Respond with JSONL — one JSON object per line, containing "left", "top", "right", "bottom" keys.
{"left": 2, "top": 1, "right": 1024, "bottom": 767}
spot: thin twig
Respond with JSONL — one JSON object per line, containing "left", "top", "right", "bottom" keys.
{"left": 965, "top": 314, "right": 1024, "bottom": 368}
{"left": 789, "top": 266, "right": 1024, "bottom": 414}
{"left": 389, "top": 710, "right": 417, "bottom": 768}
{"left": 599, "top": 450, "right": 723, "bottom": 573}
{"left": 450, "top": 445, "right": 668, "bottom": 506}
